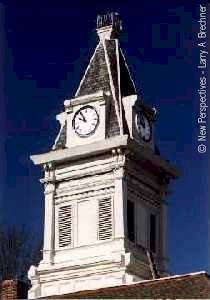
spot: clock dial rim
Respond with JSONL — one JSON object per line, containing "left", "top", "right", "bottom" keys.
{"left": 135, "top": 111, "right": 152, "bottom": 142}
{"left": 72, "top": 105, "right": 99, "bottom": 137}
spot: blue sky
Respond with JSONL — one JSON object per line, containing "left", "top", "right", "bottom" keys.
{"left": 0, "top": 1, "right": 209, "bottom": 275}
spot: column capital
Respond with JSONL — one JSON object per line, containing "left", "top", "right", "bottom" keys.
{"left": 41, "top": 162, "right": 56, "bottom": 194}
{"left": 43, "top": 182, "right": 56, "bottom": 195}
{"left": 113, "top": 167, "right": 126, "bottom": 179}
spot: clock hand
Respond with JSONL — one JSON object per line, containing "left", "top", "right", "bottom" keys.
{"left": 140, "top": 115, "right": 145, "bottom": 127}
{"left": 80, "top": 112, "right": 87, "bottom": 122}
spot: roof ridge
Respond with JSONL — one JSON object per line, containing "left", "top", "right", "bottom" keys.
{"left": 103, "top": 38, "right": 122, "bottom": 134}
{"left": 137, "top": 270, "right": 209, "bottom": 284}
{"left": 119, "top": 46, "right": 137, "bottom": 95}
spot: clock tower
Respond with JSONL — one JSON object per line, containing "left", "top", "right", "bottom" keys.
{"left": 28, "top": 13, "right": 178, "bottom": 299}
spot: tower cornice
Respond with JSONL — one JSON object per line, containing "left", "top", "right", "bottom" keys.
{"left": 31, "top": 135, "right": 179, "bottom": 179}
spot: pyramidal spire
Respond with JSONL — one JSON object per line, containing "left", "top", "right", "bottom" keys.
{"left": 75, "top": 12, "right": 136, "bottom": 99}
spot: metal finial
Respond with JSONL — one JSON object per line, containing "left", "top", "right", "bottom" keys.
{"left": 96, "top": 12, "right": 122, "bottom": 32}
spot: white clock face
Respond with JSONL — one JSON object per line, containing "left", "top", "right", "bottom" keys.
{"left": 72, "top": 105, "right": 99, "bottom": 137}
{"left": 136, "top": 112, "right": 152, "bottom": 142}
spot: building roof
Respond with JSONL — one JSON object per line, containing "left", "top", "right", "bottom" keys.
{"left": 1, "top": 272, "right": 210, "bottom": 299}
{"left": 45, "top": 272, "right": 210, "bottom": 299}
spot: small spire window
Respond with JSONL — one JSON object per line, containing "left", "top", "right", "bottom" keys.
{"left": 127, "top": 200, "right": 135, "bottom": 242}
{"left": 150, "top": 214, "right": 156, "bottom": 253}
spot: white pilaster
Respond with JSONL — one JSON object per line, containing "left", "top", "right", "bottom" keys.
{"left": 113, "top": 165, "right": 127, "bottom": 239}
{"left": 42, "top": 181, "right": 55, "bottom": 265}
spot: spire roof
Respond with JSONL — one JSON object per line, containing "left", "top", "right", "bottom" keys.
{"left": 75, "top": 13, "right": 136, "bottom": 99}
{"left": 75, "top": 40, "right": 136, "bottom": 99}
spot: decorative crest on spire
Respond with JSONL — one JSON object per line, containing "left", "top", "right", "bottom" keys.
{"left": 96, "top": 12, "right": 122, "bottom": 40}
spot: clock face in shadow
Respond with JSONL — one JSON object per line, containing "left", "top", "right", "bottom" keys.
{"left": 135, "top": 111, "right": 152, "bottom": 142}
{"left": 72, "top": 105, "right": 99, "bottom": 137}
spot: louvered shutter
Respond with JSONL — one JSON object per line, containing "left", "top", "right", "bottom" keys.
{"left": 98, "top": 198, "right": 112, "bottom": 240}
{"left": 58, "top": 205, "right": 72, "bottom": 248}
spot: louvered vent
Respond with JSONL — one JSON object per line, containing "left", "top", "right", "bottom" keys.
{"left": 58, "top": 205, "right": 72, "bottom": 248}
{"left": 98, "top": 198, "right": 112, "bottom": 240}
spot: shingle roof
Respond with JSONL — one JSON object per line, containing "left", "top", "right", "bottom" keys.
{"left": 119, "top": 48, "right": 136, "bottom": 97}
{"left": 76, "top": 43, "right": 110, "bottom": 97}
{"left": 53, "top": 122, "right": 67, "bottom": 150}
{"left": 45, "top": 271, "right": 210, "bottom": 299}
{"left": 75, "top": 40, "right": 136, "bottom": 99}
